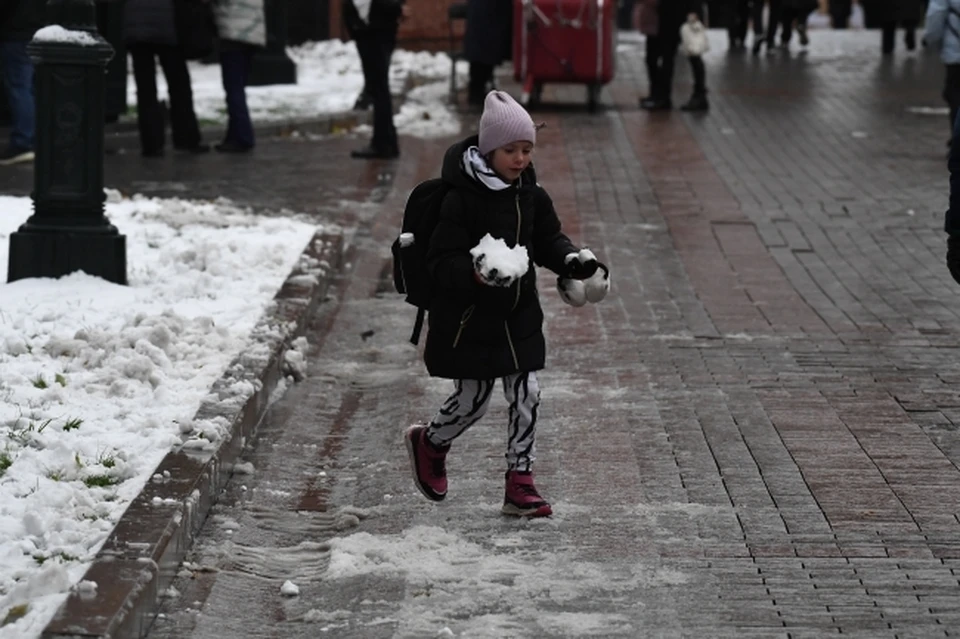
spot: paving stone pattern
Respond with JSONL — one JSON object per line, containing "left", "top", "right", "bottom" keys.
{"left": 25, "top": 30, "right": 960, "bottom": 638}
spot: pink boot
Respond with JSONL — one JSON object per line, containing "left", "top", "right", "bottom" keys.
{"left": 405, "top": 425, "right": 449, "bottom": 501}
{"left": 502, "top": 470, "right": 552, "bottom": 517}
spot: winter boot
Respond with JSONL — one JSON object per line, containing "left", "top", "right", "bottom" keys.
{"left": 680, "top": 94, "right": 710, "bottom": 112}
{"left": 502, "top": 470, "right": 553, "bottom": 517}
{"left": 405, "top": 425, "right": 449, "bottom": 501}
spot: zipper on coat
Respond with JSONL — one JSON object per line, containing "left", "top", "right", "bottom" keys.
{"left": 504, "top": 320, "right": 520, "bottom": 370}
{"left": 511, "top": 193, "right": 522, "bottom": 311}
{"left": 452, "top": 304, "right": 475, "bottom": 348}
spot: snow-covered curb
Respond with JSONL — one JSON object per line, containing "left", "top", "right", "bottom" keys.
{"left": 0, "top": 194, "right": 339, "bottom": 638}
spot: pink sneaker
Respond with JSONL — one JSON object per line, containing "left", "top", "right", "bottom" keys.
{"left": 502, "top": 470, "right": 552, "bottom": 517}
{"left": 405, "top": 425, "right": 449, "bottom": 501}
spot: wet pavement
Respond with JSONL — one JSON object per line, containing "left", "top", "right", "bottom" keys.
{"left": 10, "top": 29, "right": 960, "bottom": 638}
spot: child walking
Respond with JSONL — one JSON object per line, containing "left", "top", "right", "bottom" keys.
{"left": 679, "top": 7, "right": 710, "bottom": 112}
{"left": 404, "top": 90, "right": 610, "bottom": 518}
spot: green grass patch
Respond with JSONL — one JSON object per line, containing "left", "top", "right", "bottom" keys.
{"left": 62, "top": 417, "right": 83, "bottom": 432}
{"left": 2, "top": 604, "right": 27, "bottom": 626}
{"left": 83, "top": 474, "right": 120, "bottom": 488}
{"left": 31, "top": 374, "right": 47, "bottom": 389}
{"left": 0, "top": 452, "right": 11, "bottom": 478}
{"left": 54, "top": 373, "right": 67, "bottom": 387}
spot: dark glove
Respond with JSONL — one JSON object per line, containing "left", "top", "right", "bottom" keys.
{"left": 948, "top": 236, "right": 960, "bottom": 285}
{"left": 564, "top": 248, "right": 599, "bottom": 280}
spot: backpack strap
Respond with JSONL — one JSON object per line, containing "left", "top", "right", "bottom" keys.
{"left": 410, "top": 307, "right": 426, "bottom": 345}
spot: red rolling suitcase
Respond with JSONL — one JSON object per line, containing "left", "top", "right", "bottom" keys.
{"left": 513, "top": 0, "right": 616, "bottom": 112}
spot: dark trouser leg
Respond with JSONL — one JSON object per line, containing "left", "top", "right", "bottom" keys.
{"left": 468, "top": 62, "right": 493, "bottom": 104}
{"left": 944, "top": 64, "right": 960, "bottom": 142}
{"left": 904, "top": 20, "right": 917, "bottom": 49}
{"left": 735, "top": 0, "right": 751, "bottom": 41}
{"left": 690, "top": 55, "right": 707, "bottom": 98}
{"left": 219, "top": 46, "right": 255, "bottom": 148}
{"left": 659, "top": 37, "right": 679, "bottom": 103}
{"left": 354, "top": 28, "right": 397, "bottom": 151}
{"left": 129, "top": 44, "right": 165, "bottom": 154}
{"left": 882, "top": 23, "right": 896, "bottom": 54}
{"left": 766, "top": 0, "right": 782, "bottom": 46}
{"left": 780, "top": 7, "right": 795, "bottom": 44}
{"left": 0, "top": 40, "right": 35, "bottom": 152}
{"left": 751, "top": 0, "right": 766, "bottom": 37}
{"left": 645, "top": 35, "right": 662, "bottom": 98}
{"left": 156, "top": 44, "right": 201, "bottom": 150}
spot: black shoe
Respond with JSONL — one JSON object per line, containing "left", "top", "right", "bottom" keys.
{"left": 905, "top": 30, "right": 916, "bottom": 51}
{"left": 0, "top": 146, "right": 35, "bottom": 165}
{"left": 752, "top": 36, "right": 765, "bottom": 55}
{"left": 215, "top": 141, "right": 253, "bottom": 153}
{"left": 175, "top": 143, "right": 210, "bottom": 154}
{"left": 641, "top": 98, "right": 672, "bottom": 112}
{"left": 352, "top": 92, "right": 372, "bottom": 111}
{"left": 680, "top": 95, "right": 710, "bottom": 112}
{"left": 350, "top": 144, "right": 400, "bottom": 159}
{"left": 797, "top": 25, "right": 809, "bottom": 46}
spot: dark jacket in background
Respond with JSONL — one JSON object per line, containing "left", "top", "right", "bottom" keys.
{"left": 123, "top": 0, "right": 177, "bottom": 45}
{"left": 658, "top": 0, "right": 700, "bottom": 38}
{"left": 0, "top": 0, "right": 45, "bottom": 41}
{"left": 342, "top": 0, "right": 404, "bottom": 33}
{"left": 864, "top": 0, "right": 925, "bottom": 23}
{"left": 424, "top": 136, "right": 578, "bottom": 381}
{"left": 464, "top": 0, "right": 512, "bottom": 67}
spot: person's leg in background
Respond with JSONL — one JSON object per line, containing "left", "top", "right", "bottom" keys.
{"left": 765, "top": 0, "right": 782, "bottom": 48}
{"left": 882, "top": 22, "right": 897, "bottom": 54}
{"left": 780, "top": 5, "right": 795, "bottom": 46}
{"left": 217, "top": 43, "right": 255, "bottom": 152}
{"left": 128, "top": 43, "right": 166, "bottom": 158}
{"left": 681, "top": 54, "right": 709, "bottom": 111}
{"left": 156, "top": 44, "right": 206, "bottom": 153}
{"left": 641, "top": 34, "right": 662, "bottom": 105}
{"left": 351, "top": 28, "right": 399, "bottom": 159}
{"left": 0, "top": 39, "right": 36, "bottom": 165}
{"left": 944, "top": 64, "right": 960, "bottom": 147}
{"left": 751, "top": 0, "right": 767, "bottom": 54}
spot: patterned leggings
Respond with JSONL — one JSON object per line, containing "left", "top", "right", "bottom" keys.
{"left": 425, "top": 371, "right": 540, "bottom": 472}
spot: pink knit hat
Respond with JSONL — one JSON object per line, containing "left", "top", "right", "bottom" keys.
{"left": 478, "top": 90, "right": 537, "bottom": 156}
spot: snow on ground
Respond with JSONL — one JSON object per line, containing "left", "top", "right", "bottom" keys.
{"left": 0, "top": 194, "right": 316, "bottom": 638}
{"left": 126, "top": 39, "right": 467, "bottom": 139}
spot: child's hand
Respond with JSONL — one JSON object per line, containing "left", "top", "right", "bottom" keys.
{"left": 563, "top": 248, "right": 599, "bottom": 280}
{"left": 473, "top": 253, "right": 517, "bottom": 287}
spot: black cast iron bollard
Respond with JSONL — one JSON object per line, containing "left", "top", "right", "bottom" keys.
{"left": 7, "top": 0, "right": 127, "bottom": 285}
{"left": 248, "top": 0, "right": 298, "bottom": 86}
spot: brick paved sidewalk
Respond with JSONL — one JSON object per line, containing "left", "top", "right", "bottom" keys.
{"left": 41, "top": 29, "right": 960, "bottom": 638}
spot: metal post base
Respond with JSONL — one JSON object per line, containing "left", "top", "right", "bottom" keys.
{"left": 7, "top": 228, "right": 127, "bottom": 284}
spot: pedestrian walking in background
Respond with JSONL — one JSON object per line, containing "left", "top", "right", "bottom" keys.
{"left": 752, "top": 0, "right": 783, "bottom": 54}
{"left": 464, "top": 0, "right": 512, "bottom": 107}
{"left": 124, "top": 0, "right": 210, "bottom": 158}
{"left": 403, "top": 90, "right": 611, "bottom": 518}
{"left": 0, "top": 0, "right": 43, "bottom": 166}
{"left": 343, "top": 0, "right": 405, "bottom": 159}
{"left": 344, "top": 0, "right": 401, "bottom": 117}
{"left": 831, "top": 0, "right": 853, "bottom": 27}
{"left": 728, "top": 0, "right": 752, "bottom": 50}
{"left": 213, "top": 0, "right": 266, "bottom": 153}
{"left": 924, "top": 0, "right": 960, "bottom": 145}
{"left": 944, "top": 100, "right": 960, "bottom": 284}
{"left": 780, "top": 0, "right": 816, "bottom": 48}
{"left": 640, "top": 0, "right": 696, "bottom": 111}
{"left": 865, "top": 0, "right": 924, "bottom": 54}
{"left": 680, "top": 6, "right": 710, "bottom": 111}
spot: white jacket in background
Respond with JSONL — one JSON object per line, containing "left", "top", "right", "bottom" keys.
{"left": 680, "top": 20, "right": 710, "bottom": 57}
{"left": 215, "top": 0, "right": 267, "bottom": 47}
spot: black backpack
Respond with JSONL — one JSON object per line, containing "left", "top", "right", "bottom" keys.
{"left": 391, "top": 178, "right": 452, "bottom": 345}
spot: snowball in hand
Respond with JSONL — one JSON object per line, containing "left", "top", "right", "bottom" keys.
{"left": 470, "top": 234, "right": 529, "bottom": 283}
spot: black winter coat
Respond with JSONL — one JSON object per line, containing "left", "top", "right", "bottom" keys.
{"left": 464, "top": 0, "right": 512, "bottom": 67}
{"left": 124, "top": 0, "right": 178, "bottom": 46}
{"left": 0, "top": 0, "right": 45, "bottom": 41}
{"left": 342, "top": 0, "right": 404, "bottom": 33}
{"left": 659, "top": 0, "right": 699, "bottom": 36}
{"left": 863, "top": 0, "right": 925, "bottom": 24}
{"left": 424, "top": 136, "right": 578, "bottom": 380}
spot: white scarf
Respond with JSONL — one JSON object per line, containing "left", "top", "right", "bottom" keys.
{"left": 461, "top": 146, "right": 512, "bottom": 191}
